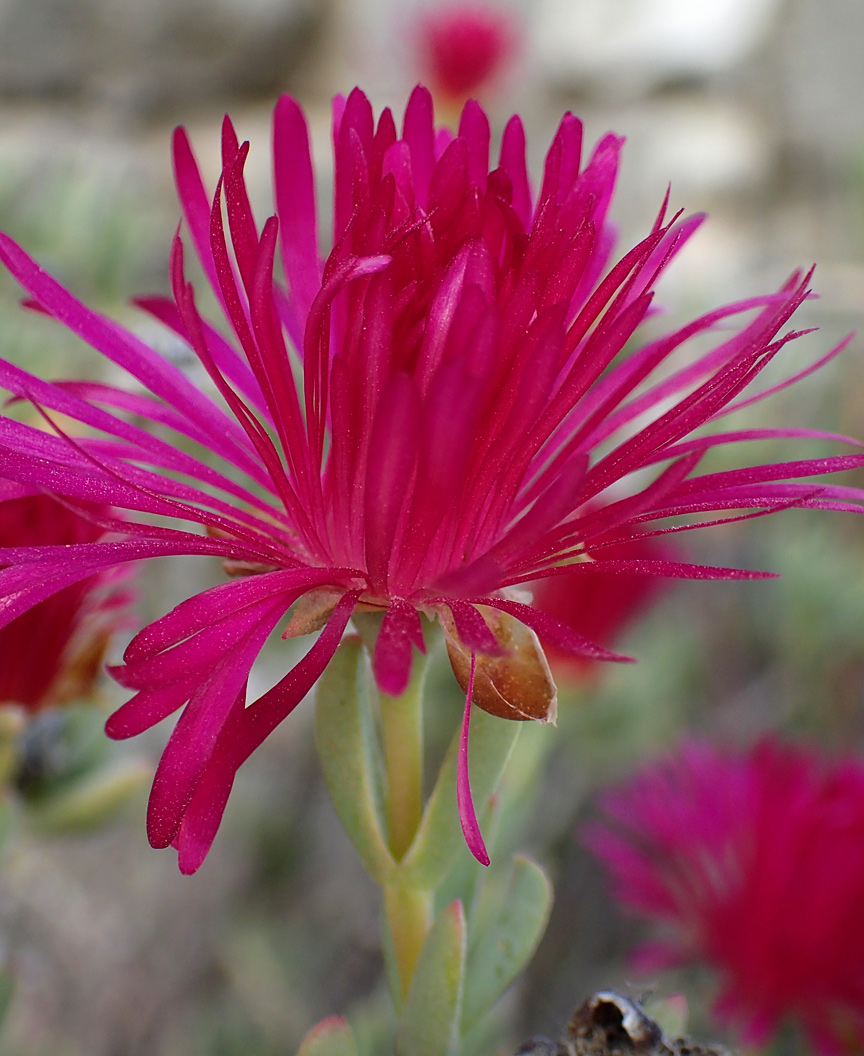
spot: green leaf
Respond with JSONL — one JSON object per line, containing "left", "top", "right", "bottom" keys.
{"left": 461, "top": 856, "right": 552, "bottom": 1032}
{"left": 22, "top": 758, "right": 150, "bottom": 834}
{"left": 396, "top": 900, "right": 466, "bottom": 1056}
{"left": 297, "top": 1016, "right": 360, "bottom": 1056}
{"left": 400, "top": 708, "right": 520, "bottom": 890}
{"left": 643, "top": 993, "right": 689, "bottom": 1039}
{"left": 315, "top": 636, "right": 395, "bottom": 884}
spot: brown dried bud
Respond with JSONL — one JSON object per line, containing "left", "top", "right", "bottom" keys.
{"left": 515, "top": 993, "right": 733, "bottom": 1056}
{"left": 442, "top": 605, "right": 557, "bottom": 722}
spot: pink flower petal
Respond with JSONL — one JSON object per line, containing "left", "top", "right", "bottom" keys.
{"left": 372, "top": 598, "right": 426, "bottom": 696}
{"left": 174, "top": 590, "right": 359, "bottom": 872}
{"left": 457, "top": 653, "right": 490, "bottom": 867}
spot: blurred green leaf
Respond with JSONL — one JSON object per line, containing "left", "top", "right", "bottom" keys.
{"left": 15, "top": 705, "right": 113, "bottom": 803}
{"left": 644, "top": 993, "right": 689, "bottom": 1039}
{"left": 22, "top": 757, "right": 150, "bottom": 834}
{"left": 461, "top": 855, "right": 552, "bottom": 1032}
{"left": 396, "top": 901, "right": 465, "bottom": 1056}
{"left": 315, "top": 636, "right": 395, "bottom": 884}
{"left": 297, "top": 1016, "right": 359, "bottom": 1056}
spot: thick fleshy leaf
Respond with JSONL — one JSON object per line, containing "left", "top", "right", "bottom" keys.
{"left": 315, "top": 635, "right": 394, "bottom": 883}
{"left": 395, "top": 901, "right": 465, "bottom": 1056}
{"left": 297, "top": 1017, "right": 360, "bottom": 1056}
{"left": 461, "top": 855, "right": 553, "bottom": 1030}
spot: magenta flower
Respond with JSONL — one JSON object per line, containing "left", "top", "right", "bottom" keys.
{"left": 586, "top": 740, "right": 864, "bottom": 1055}
{"left": 0, "top": 87, "right": 859, "bottom": 872}
{"left": 416, "top": 3, "right": 518, "bottom": 103}
{"left": 0, "top": 487, "right": 129, "bottom": 711}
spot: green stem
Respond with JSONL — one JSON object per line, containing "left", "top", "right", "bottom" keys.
{"left": 379, "top": 655, "right": 428, "bottom": 860}
{"left": 352, "top": 613, "right": 434, "bottom": 998}
{"left": 379, "top": 654, "right": 431, "bottom": 997}
{"left": 384, "top": 882, "right": 433, "bottom": 1002}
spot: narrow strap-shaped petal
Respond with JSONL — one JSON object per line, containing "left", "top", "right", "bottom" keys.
{"left": 505, "top": 560, "right": 778, "bottom": 587}
{"left": 458, "top": 99, "right": 490, "bottom": 192}
{"left": 224, "top": 140, "right": 261, "bottom": 297}
{"left": 0, "top": 234, "right": 251, "bottom": 458}
{"left": 124, "top": 566, "right": 361, "bottom": 664}
{"left": 540, "top": 452, "right": 702, "bottom": 550}
{"left": 170, "top": 234, "right": 324, "bottom": 551}
{"left": 171, "top": 689, "right": 246, "bottom": 874}
{"left": 674, "top": 454, "right": 864, "bottom": 498}
{"left": 719, "top": 334, "right": 854, "bottom": 419}
{"left": 146, "top": 596, "right": 288, "bottom": 849}
{"left": 173, "top": 590, "right": 360, "bottom": 873}
{"left": 304, "top": 252, "right": 392, "bottom": 473}
{"left": 236, "top": 589, "right": 359, "bottom": 759}
{"left": 114, "top": 597, "right": 298, "bottom": 690}
{"left": 106, "top": 675, "right": 200, "bottom": 740}
{"left": 446, "top": 600, "right": 505, "bottom": 656}
{"left": 648, "top": 427, "right": 862, "bottom": 464}
{"left": 458, "top": 653, "right": 490, "bottom": 867}
{"left": 172, "top": 126, "right": 226, "bottom": 312}
{"left": 0, "top": 355, "right": 267, "bottom": 493}
{"left": 402, "top": 85, "right": 435, "bottom": 210}
{"left": 372, "top": 598, "right": 426, "bottom": 696}
{"left": 135, "top": 295, "right": 271, "bottom": 422}
{"left": 363, "top": 372, "right": 421, "bottom": 592}
{"left": 0, "top": 429, "right": 282, "bottom": 550}
{"left": 554, "top": 293, "right": 789, "bottom": 461}
{"left": 463, "top": 596, "right": 633, "bottom": 662}
{"left": 249, "top": 216, "right": 314, "bottom": 494}
{"left": 0, "top": 531, "right": 271, "bottom": 567}
{"left": 0, "top": 560, "right": 121, "bottom": 630}
{"left": 273, "top": 94, "right": 321, "bottom": 329}
{"left": 498, "top": 114, "right": 532, "bottom": 230}
{"left": 0, "top": 481, "right": 34, "bottom": 502}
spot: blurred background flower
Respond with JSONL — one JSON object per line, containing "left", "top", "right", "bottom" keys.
{"left": 0, "top": 489, "right": 130, "bottom": 713}
{"left": 585, "top": 739, "right": 864, "bottom": 1055}
{"left": 414, "top": 3, "right": 519, "bottom": 108}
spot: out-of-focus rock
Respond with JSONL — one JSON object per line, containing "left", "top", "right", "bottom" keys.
{"left": 0, "top": 0, "right": 328, "bottom": 116}
{"left": 533, "top": 0, "right": 782, "bottom": 96}
{"left": 777, "top": 0, "right": 864, "bottom": 162}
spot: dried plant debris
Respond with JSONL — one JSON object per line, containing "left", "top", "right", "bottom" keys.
{"left": 516, "top": 992, "right": 732, "bottom": 1056}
